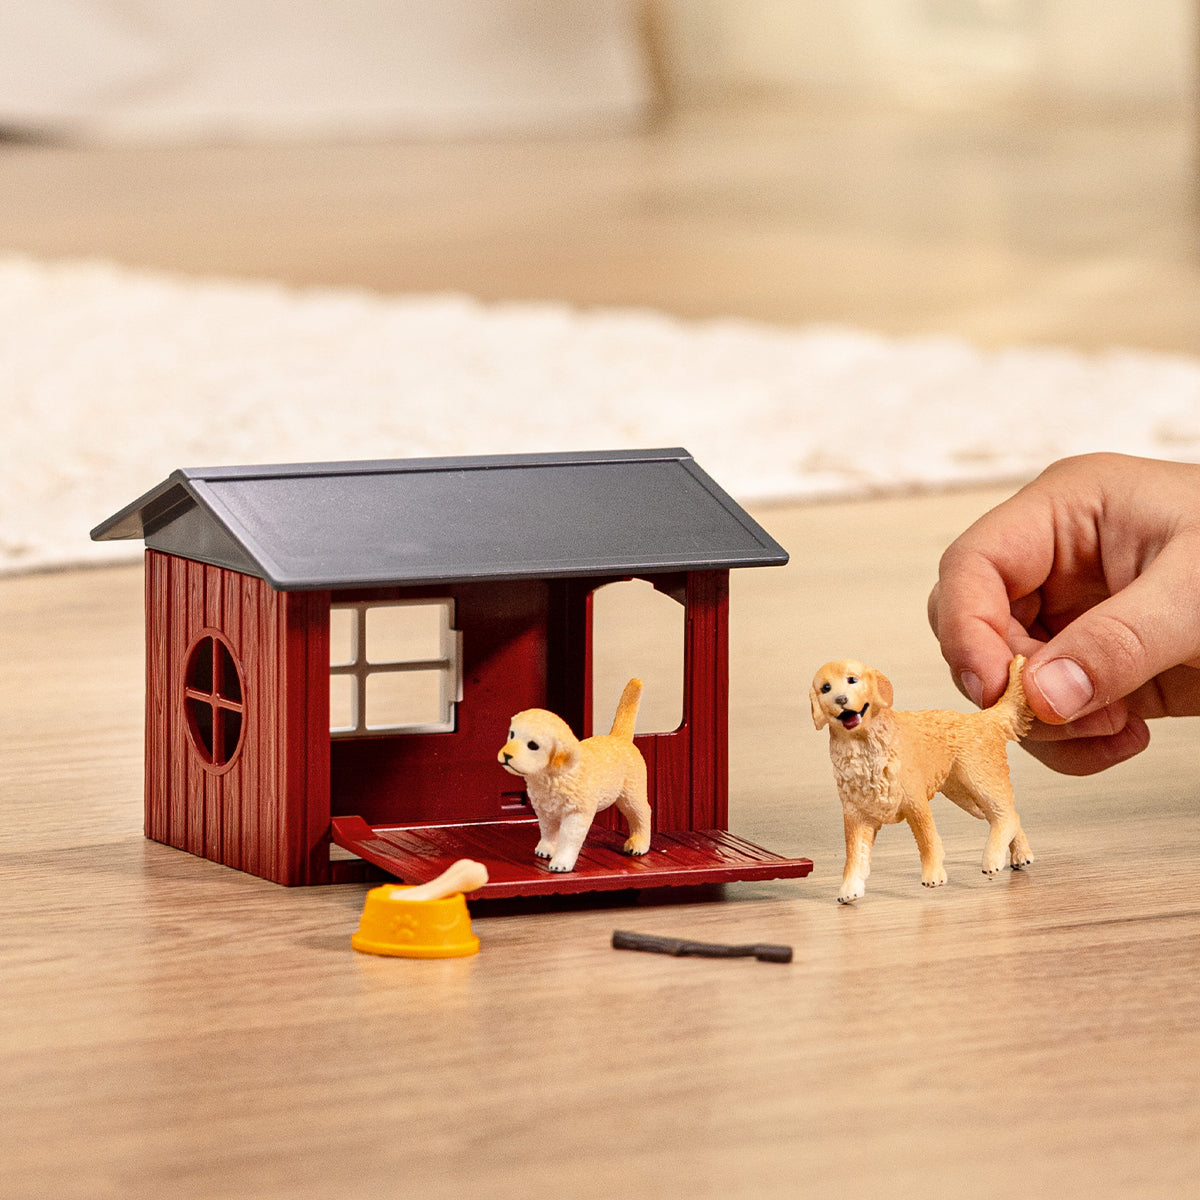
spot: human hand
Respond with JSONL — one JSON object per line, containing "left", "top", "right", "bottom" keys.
{"left": 928, "top": 453, "right": 1200, "bottom": 774}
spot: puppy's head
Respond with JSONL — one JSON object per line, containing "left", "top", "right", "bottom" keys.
{"left": 810, "top": 660, "right": 893, "bottom": 734}
{"left": 498, "top": 709, "right": 580, "bottom": 777}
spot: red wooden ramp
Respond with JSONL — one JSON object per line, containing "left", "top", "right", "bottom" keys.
{"left": 331, "top": 815, "right": 813, "bottom": 900}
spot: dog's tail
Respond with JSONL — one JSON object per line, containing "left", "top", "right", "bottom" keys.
{"left": 982, "top": 655, "right": 1034, "bottom": 742}
{"left": 608, "top": 678, "right": 643, "bottom": 741}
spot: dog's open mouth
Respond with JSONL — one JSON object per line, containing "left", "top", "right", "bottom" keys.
{"left": 837, "top": 704, "right": 869, "bottom": 730}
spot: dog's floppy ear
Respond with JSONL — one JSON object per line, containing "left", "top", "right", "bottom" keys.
{"left": 810, "top": 683, "right": 829, "bottom": 730}
{"left": 869, "top": 669, "right": 894, "bottom": 710}
{"left": 549, "top": 735, "right": 580, "bottom": 772}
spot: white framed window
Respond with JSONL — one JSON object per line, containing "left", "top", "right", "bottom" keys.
{"left": 329, "top": 599, "right": 462, "bottom": 736}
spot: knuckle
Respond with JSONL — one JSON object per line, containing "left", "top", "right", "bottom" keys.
{"left": 1042, "top": 451, "right": 1118, "bottom": 479}
{"left": 1077, "top": 611, "right": 1152, "bottom": 700}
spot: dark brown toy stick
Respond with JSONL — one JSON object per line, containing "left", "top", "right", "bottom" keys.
{"left": 612, "top": 929, "right": 793, "bottom": 963}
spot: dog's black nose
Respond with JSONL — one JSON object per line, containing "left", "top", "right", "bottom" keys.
{"left": 501, "top": 752, "right": 512, "bottom": 765}
{"left": 834, "top": 694, "right": 848, "bottom": 707}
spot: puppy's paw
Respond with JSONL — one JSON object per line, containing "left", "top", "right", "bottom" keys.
{"left": 1010, "top": 848, "right": 1034, "bottom": 870}
{"left": 921, "top": 868, "right": 948, "bottom": 888}
{"left": 981, "top": 846, "right": 1010, "bottom": 875}
{"left": 548, "top": 859, "right": 577, "bottom": 873}
{"left": 837, "top": 882, "right": 864, "bottom": 904}
{"left": 622, "top": 836, "right": 650, "bottom": 857}
{"left": 534, "top": 841, "right": 554, "bottom": 860}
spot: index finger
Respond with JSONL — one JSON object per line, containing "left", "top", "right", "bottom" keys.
{"left": 929, "top": 497, "right": 1056, "bottom": 705}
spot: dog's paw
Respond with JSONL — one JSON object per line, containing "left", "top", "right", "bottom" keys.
{"left": 1010, "top": 849, "right": 1034, "bottom": 870}
{"left": 534, "top": 841, "right": 554, "bottom": 860}
{"left": 837, "top": 882, "right": 864, "bottom": 904}
{"left": 921, "top": 869, "right": 948, "bottom": 888}
{"left": 548, "top": 860, "right": 577, "bottom": 873}
{"left": 622, "top": 837, "right": 650, "bottom": 857}
{"left": 981, "top": 847, "right": 1010, "bottom": 875}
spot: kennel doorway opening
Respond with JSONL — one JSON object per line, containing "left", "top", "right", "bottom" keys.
{"left": 589, "top": 577, "right": 685, "bottom": 737}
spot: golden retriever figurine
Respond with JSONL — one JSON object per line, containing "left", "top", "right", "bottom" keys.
{"left": 498, "top": 678, "right": 651, "bottom": 872}
{"left": 811, "top": 656, "right": 1034, "bottom": 903}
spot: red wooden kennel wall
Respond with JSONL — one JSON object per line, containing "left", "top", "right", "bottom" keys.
{"left": 94, "top": 449, "right": 814, "bottom": 895}
{"left": 144, "top": 553, "right": 331, "bottom": 884}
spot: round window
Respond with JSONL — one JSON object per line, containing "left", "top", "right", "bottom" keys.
{"left": 183, "top": 631, "right": 246, "bottom": 773}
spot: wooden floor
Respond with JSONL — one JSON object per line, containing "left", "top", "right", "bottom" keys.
{"left": 3, "top": 100, "right": 1200, "bottom": 1199}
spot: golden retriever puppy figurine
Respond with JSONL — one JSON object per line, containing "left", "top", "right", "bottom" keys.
{"left": 811, "top": 656, "right": 1034, "bottom": 904}
{"left": 498, "top": 678, "right": 651, "bottom": 872}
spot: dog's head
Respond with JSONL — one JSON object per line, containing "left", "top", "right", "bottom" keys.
{"left": 498, "top": 709, "right": 581, "bottom": 777}
{"left": 810, "top": 660, "right": 893, "bottom": 734}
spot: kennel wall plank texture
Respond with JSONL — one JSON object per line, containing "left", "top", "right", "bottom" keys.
{"left": 145, "top": 550, "right": 333, "bottom": 885}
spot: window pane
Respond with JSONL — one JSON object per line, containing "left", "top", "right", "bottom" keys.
{"left": 330, "top": 606, "right": 357, "bottom": 667}
{"left": 215, "top": 640, "right": 242, "bottom": 703}
{"left": 187, "top": 636, "right": 215, "bottom": 693}
{"left": 330, "top": 674, "right": 357, "bottom": 732}
{"left": 365, "top": 670, "right": 447, "bottom": 730}
{"left": 186, "top": 697, "right": 215, "bottom": 761}
{"left": 221, "top": 709, "right": 244, "bottom": 763}
{"left": 365, "top": 603, "right": 447, "bottom": 665}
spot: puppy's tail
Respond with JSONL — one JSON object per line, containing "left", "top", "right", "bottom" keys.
{"left": 608, "top": 678, "right": 643, "bottom": 741}
{"left": 983, "top": 655, "right": 1034, "bottom": 742}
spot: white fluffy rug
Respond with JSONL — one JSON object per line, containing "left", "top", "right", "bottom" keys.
{"left": 4, "top": 255, "right": 1200, "bottom": 575}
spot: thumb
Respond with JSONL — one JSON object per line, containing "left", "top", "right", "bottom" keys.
{"left": 1023, "top": 544, "right": 1200, "bottom": 723}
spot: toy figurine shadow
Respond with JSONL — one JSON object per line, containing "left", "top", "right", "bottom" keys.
{"left": 811, "top": 656, "right": 1034, "bottom": 904}
{"left": 499, "top": 679, "right": 652, "bottom": 872}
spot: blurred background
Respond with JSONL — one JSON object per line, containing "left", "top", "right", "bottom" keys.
{"left": 1, "top": 0, "right": 1197, "bottom": 353}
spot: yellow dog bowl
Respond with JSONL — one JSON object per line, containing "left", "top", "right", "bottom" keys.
{"left": 351, "top": 885, "right": 480, "bottom": 958}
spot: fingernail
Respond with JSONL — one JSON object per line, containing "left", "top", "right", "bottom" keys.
{"left": 960, "top": 671, "right": 983, "bottom": 707}
{"left": 1032, "top": 658, "right": 1094, "bottom": 720}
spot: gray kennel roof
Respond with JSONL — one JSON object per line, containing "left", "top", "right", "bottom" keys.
{"left": 91, "top": 448, "right": 788, "bottom": 591}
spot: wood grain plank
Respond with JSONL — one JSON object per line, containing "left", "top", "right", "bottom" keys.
{"left": 202, "top": 567, "right": 225, "bottom": 863}
{"left": 166, "top": 555, "right": 191, "bottom": 853}
{"left": 685, "top": 569, "right": 730, "bottom": 831}
{"left": 144, "top": 551, "right": 170, "bottom": 845}
{"left": 183, "top": 558, "right": 207, "bottom": 856}
{"left": 220, "top": 567, "right": 244, "bottom": 872}
{"left": 288, "top": 589, "right": 331, "bottom": 885}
